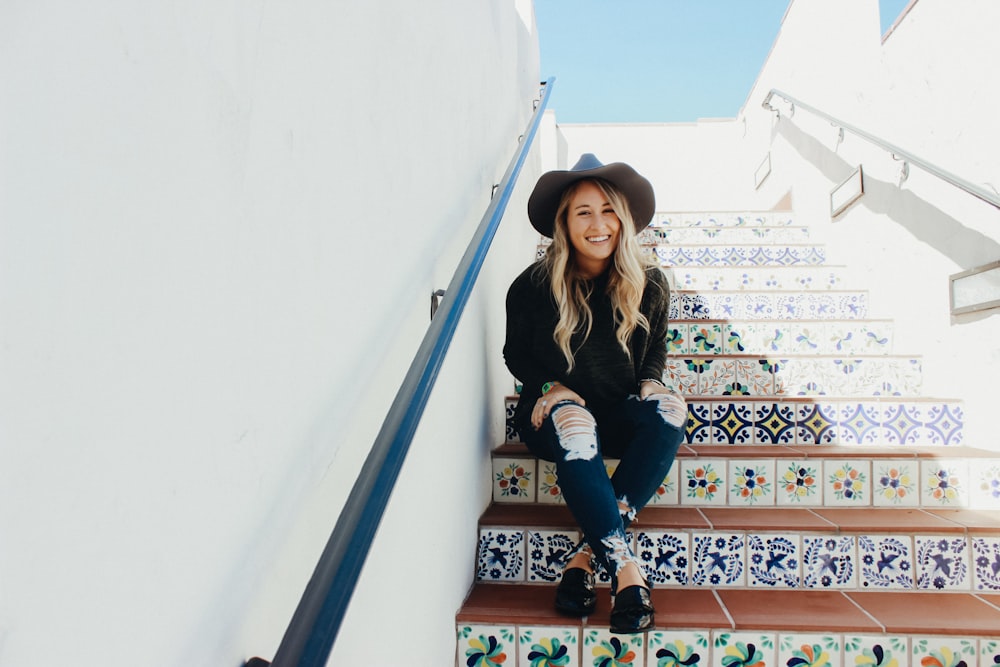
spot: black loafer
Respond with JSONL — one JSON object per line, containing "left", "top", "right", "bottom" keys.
{"left": 554, "top": 567, "right": 597, "bottom": 616}
{"left": 609, "top": 585, "right": 655, "bottom": 634}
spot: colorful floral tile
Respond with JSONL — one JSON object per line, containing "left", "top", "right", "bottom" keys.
{"left": 778, "top": 633, "right": 841, "bottom": 667}
{"left": 858, "top": 534, "right": 914, "bottom": 589}
{"left": 680, "top": 459, "right": 727, "bottom": 506}
{"left": 972, "top": 536, "right": 1000, "bottom": 592}
{"left": 920, "top": 459, "right": 969, "bottom": 507}
{"left": 666, "top": 325, "right": 689, "bottom": 354}
{"left": 871, "top": 460, "right": 920, "bottom": 507}
{"left": 687, "top": 402, "right": 713, "bottom": 445}
{"left": 477, "top": 528, "right": 526, "bottom": 581}
{"left": 527, "top": 530, "right": 580, "bottom": 583}
{"left": 688, "top": 323, "right": 723, "bottom": 354}
{"left": 698, "top": 358, "right": 736, "bottom": 396}
{"left": 801, "top": 535, "right": 857, "bottom": 589}
{"left": 536, "top": 461, "right": 564, "bottom": 505}
{"left": 664, "top": 358, "right": 699, "bottom": 395}
{"left": 795, "top": 401, "right": 839, "bottom": 445}
{"left": 492, "top": 457, "right": 536, "bottom": 503}
{"left": 787, "top": 323, "right": 826, "bottom": 354}
{"left": 713, "top": 631, "right": 777, "bottom": 666}
{"left": 636, "top": 530, "right": 690, "bottom": 587}
{"left": 910, "top": 636, "right": 979, "bottom": 667}
{"left": 981, "top": 638, "right": 1000, "bottom": 665}
{"left": 711, "top": 401, "right": 755, "bottom": 445}
{"left": 776, "top": 460, "right": 823, "bottom": 506}
{"left": 647, "top": 459, "right": 679, "bottom": 506}
{"left": 736, "top": 358, "right": 777, "bottom": 396}
{"left": 646, "top": 631, "right": 710, "bottom": 667}
{"left": 583, "top": 630, "right": 644, "bottom": 667}
{"left": 754, "top": 402, "right": 797, "bottom": 444}
{"left": 823, "top": 459, "right": 871, "bottom": 506}
{"left": 518, "top": 626, "right": 580, "bottom": 667}
{"left": 914, "top": 535, "right": 970, "bottom": 590}
{"left": 458, "top": 625, "right": 517, "bottom": 667}
{"left": 747, "top": 533, "right": 801, "bottom": 587}
{"left": 969, "top": 460, "right": 1000, "bottom": 510}
{"left": 690, "top": 532, "right": 745, "bottom": 587}
{"left": 842, "top": 635, "right": 908, "bottom": 667}
{"left": 728, "top": 459, "right": 776, "bottom": 506}
{"left": 723, "top": 322, "right": 764, "bottom": 354}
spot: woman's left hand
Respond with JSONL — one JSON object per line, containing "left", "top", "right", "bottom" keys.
{"left": 640, "top": 380, "right": 668, "bottom": 399}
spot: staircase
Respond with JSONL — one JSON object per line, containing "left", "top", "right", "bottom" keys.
{"left": 455, "top": 209, "right": 1000, "bottom": 666}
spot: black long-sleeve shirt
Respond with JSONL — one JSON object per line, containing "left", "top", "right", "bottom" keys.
{"left": 503, "top": 262, "right": 671, "bottom": 426}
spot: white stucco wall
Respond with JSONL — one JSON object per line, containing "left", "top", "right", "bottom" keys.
{"left": 0, "top": 2, "right": 540, "bottom": 665}
{"left": 544, "top": 0, "right": 999, "bottom": 447}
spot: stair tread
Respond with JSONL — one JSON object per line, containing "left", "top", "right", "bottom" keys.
{"left": 493, "top": 442, "right": 996, "bottom": 460}
{"left": 458, "top": 583, "right": 1000, "bottom": 636}
{"left": 479, "top": 503, "right": 995, "bottom": 534}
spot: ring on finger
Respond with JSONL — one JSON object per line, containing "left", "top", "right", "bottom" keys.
{"left": 542, "top": 400, "right": 548, "bottom": 407}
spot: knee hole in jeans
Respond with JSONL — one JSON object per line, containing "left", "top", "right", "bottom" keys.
{"left": 551, "top": 403, "right": 598, "bottom": 462}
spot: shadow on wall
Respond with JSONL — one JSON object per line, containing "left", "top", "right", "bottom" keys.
{"left": 774, "top": 118, "right": 1000, "bottom": 270}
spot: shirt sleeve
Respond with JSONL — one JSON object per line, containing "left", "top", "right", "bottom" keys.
{"left": 637, "top": 266, "right": 671, "bottom": 383}
{"left": 503, "top": 267, "right": 562, "bottom": 396}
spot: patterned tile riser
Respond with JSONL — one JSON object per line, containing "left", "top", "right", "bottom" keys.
{"left": 664, "top": 266, "right": 847, "bottom": 291}
{"left": 654, "top": 245, "right": 827, "bottom": 267}
{"left": 458, "top": 624, "right": 996, "bottom": 667}
{"left": 663, "top": 357, "right": 922, "bottom": 397}
{"left": 669, "top": 291, "right": 868, "bottom": 320}
{"left": 653, "top": 212, "right": 797, "bottom": 227}
{"left": 642, "top": 225, "right": 811, "bottom": 244}
{"left": 491, "top": 455, "right": 994, "bottom": 508}
{"left": 504, "top": 399, "right": 965, "bottom": 448}
{"left": 477, "top": 527, "right": 1000, "bottom": 594}
{"left": 669, "top": 321, "right": 895, "bottom": 356}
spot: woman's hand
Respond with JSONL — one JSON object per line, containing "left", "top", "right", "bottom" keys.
{"left": 531, "top": 384, "right": 585, "bottom": 430}
{"left": 640, "top": 379, "right": 668, "bottom": 399}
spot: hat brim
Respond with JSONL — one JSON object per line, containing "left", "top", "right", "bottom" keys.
{"left": 527, "top": 161, "right": 655, "bottom": 238}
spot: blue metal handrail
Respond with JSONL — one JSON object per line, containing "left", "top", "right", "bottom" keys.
{"left": 260, "top": 77, "right": 555, "bottom": 667}
{"left": 762, "top": 88, "right": 1000, "bottom": 210}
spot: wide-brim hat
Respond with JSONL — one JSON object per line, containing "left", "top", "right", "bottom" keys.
{"left": 527, "top": 153, "right": 655, "bottom": 238}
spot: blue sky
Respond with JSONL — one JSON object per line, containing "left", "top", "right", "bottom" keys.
{"left": 535, "top": 0, "right": 912, "bottom": 123}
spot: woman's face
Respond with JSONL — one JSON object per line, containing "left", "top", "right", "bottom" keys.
{"left": 564, "top": 180, "right": 621, "bottom": 277}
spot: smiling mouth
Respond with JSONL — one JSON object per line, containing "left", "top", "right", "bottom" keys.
{"left": 587, "top": 235, "right": 611, "bottom": 243}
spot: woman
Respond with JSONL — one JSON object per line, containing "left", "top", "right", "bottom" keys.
{"left": 503, "top": 154, "right": 686, "bottom": 634}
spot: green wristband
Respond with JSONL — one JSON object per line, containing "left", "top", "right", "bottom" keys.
{"left": 541, "top": 381, "right": 558, "bottom": 395}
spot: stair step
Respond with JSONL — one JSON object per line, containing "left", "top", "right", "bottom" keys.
{"left": 668, "top": 319, "right": 895, "bottom": 355}
{"left": 456, "top": 585, "right": 1000, "bottom": 666}
{"left": 663, "top": 265, "right": 850, "bottom": 291}
{"left": 663, "top": 355, "right": 922, "bottom": 397}
{"left": 505, "top": 397, "right": 966, "bottom": 447}
{"left": 490, "top": 443, "right": 994, "bottom": 509}
{"left": 475, "top": 503, "right": 1000, "bottom": 592}
{"left": 670, "top": 290, "right": 868, "bottom": 320}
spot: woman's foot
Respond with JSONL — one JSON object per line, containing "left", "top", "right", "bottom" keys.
{"left": 554, "top": 550, "right": 596, "bottom": 617}
{"left": 609, "top": 562, "right": 654, "bottom": 634}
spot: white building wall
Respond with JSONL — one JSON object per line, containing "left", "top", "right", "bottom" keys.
{"left": 0, "top": 1, "right": 540, "bottom": 665}
{"left": 545, "top": 0, "right": 999, "bottom": 447}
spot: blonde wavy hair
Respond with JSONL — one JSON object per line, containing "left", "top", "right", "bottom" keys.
{"left": 537, "top": 178, "right": 655, "bottom": 371}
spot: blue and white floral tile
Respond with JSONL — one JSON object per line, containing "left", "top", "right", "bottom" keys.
{"left": 536, "top": 461, "right": 564, "bottom": 505}
{"left": 795, "top": 401, "right": 839, "bottom": 445}
{"left": 871, "top": 460, "right": 920, "bottom": 507}
{"left": 858, "top": 534, "right": 914, "bottom": 589}
{"left": 969, "top": 459, "right": 1000, "bottom": 509}
{"left": 698, "top": 358, "right": 736, "bottom": 396}
{"left": 754, "top": 402, "right": 797, "bottom": 444}
{"left": 914, "top": 535, "right": 970, "bottom": 590}
{"left": 527, "top": 530, "right": 580, "bottom": 583}
{"left": 918, "top": 402, "right": 965, "bottom": 446}
{"left": 879, "top": 402, "right": 926, "bottom": 445}
{"left": 713, "top": 632, "right": 777, "bottom": 666}
{"left": 920, "top": 459, "right": 969, "bottom": 507}
{"left": 823, "top": 459, "right": 871, "bottom": 506}
{"left": 801, "top": 535, "right": 857, "bottom": 589}
{"left": 647, "top": 459, "right": 679, "bottom": 506}
{"left": 742, "top": 292, "right": 777, "bottom": 320}
{"left": 583, "top": 630, "right": 643, "bottom": 667}
{"left": 687, "top": 402, "right": 713, "bottom": 445}
{"left": 842, "top": 635, "right": 908, "bottom": 667}
{"left": 910, "top": 636, "right": 979, "bottom": 667}
{"left": 711, "top": 401, "right": 755, "bottom": 445}
{"left": 477, "top": 528, "right": 526, "bottom": 582}
{"left": 775, "top": 459, "right": 823, "bottom": 506}
{"left": 636, "top": 530, "right": 690, "bottom": 587}
{"left": 518, "top": 626, "right": 580, "bottom": 667}
{"left": 981, "top": 638, "right": 1000, "bottom": 665}
{"left": 505, "top": 397, "right": 521, "bottom": 444}
{"left": 778, "top": 633, "right": 841, "bottom": 667}
{"left": 838, "top": 402, "right": 883, "bottom": 445}
{"left": 747, "top": 533, "right": 801, "bottom": 587}
{"left": 646, "top": 631, "right": 710, "bottom": 667}
{"left": 729, "top": 459, "right": 776, "bottom": 506}
{"left": 690, "top": 532, "right": 745, "bottom": 587}
{"left": 492, "top": 457, "right": 536, "bottom": 503}
{"left": 680, "top": 459, "right": 727, "bottom": 506}
{"left": 457, "top": 625, "right": 517, "bottom": 667}
{"left": 972, "top": 536, "right": 1000, "bottom": 592}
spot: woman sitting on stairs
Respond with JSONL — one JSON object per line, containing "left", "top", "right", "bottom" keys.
{"left": 503, "top": 154, "right": 687, "bottom": 634}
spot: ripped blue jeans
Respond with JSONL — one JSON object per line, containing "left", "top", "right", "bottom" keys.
{"left": 519, "top": 393, "right": 685, "bottom": 586}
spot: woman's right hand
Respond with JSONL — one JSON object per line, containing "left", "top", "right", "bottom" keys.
{"left": 531, "top": 384, "right": 585, "bottom": 430}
